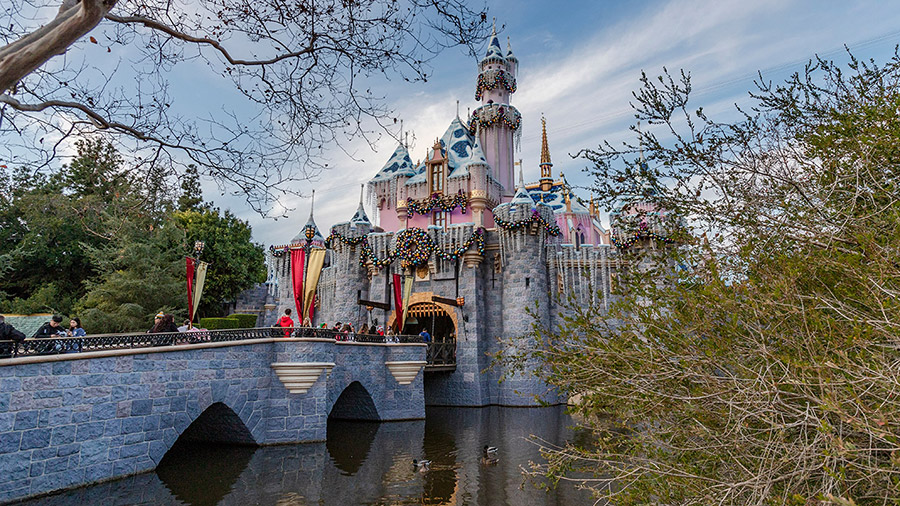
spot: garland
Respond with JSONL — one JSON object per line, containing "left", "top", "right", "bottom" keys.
{"left": 495, "top": 209, "right": 561, "bottom": 236}
{"left": 325, "top": 230, "right": 369, "bottom": 248}
{"left": 611, "top": 229, "right": 675, "bottom": 249}
{"left": 475, "top": 69, "right": 517, "bottom": 101}
{"left": 359, "top": 242, "right": 396, "bottom": 268}
{"left": 268, "top": 244, "right": 292, "bottom": 257}
{"left": 468, "top": 105, "right": 522, "bottom": 134}
{"left": 358, "top": 227, "right": 486, "bottom": 269}
{"left": 407, "top": 192, "right": 468, "bottom": 215}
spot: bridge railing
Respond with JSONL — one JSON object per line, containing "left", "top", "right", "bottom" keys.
{"left": 426, "top": 340, "right": 457, "bottom": 367}
{"left": 0, "top": 327, "right": 425, "bottom": 359}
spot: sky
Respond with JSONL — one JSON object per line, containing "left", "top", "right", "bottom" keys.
{"left": 224, "top": 0, "right": 900, "bottom": 247}
{"left": 11, "top": 0, "right": 900, "bottom": 246}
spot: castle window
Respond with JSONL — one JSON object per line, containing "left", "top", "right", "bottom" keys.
{"left": 429, "top": 160, "right": 444, "bottom": 195}
{"left": 433, "top": 211, "right": 447, "bottom": 229}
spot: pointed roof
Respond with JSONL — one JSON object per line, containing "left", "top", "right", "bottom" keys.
{"left": 292, "top": 190, "right": 325, "bottom": 245}
{"left": 370, "top": 143, "right": 416, "bottom": 182}
{"left": 407, "top": 117, "right": 489, "bottom": 185}
{"left": 506, "top": 37, "right": 518, "bottom": 62}
{"left": 540, "top": 115, "right": 553, "bottom": 168}
{"left": 510, "top": 165, "right": 533, "bottom": 205}
{"left": 481, "top": 24, "right": 505, "bottom": 63}
{"left": 350, "top": 185, "right": 370, "bottom": 226}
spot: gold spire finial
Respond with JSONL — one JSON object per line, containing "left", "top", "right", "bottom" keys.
{"left": 540, "top": 115, "right": 552, "bottom": 179}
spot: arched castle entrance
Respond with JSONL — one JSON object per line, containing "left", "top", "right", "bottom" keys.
{"left": 388, "top": 292, "right": 458, "bottom": 369}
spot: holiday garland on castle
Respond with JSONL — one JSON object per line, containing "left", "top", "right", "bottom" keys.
{"left": 610, "top": 222, "right": 675, "bottom": 249}
{"left": 475, "top": 69, "right": 517, "bottom": 101}
{"left": 358, "top": 227, "right": 485, "bottom": 269}
{"left": 406, "top": 192, "right": 468, "bottom": 215}
{"left": 495, "top": 209, "right": 562, "bottom": 236}
{"left": 468, "top": 104, "right": 522, "bottom": 134}
{"left": 325, "top": 229, "right": 369, "bottom": 248}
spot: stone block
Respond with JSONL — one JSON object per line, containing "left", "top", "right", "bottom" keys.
{"left": 50, "top": 425, "right": 76, "bottom": 446}
{"left": 78, "top": 439, "right": 108, "bottom": 466}
{"left": 29, "top": 461, "right": 43, "bottom": 477}
{"left": 14, "top": 411, "right": 38, "bottom": 431}
{"left": 130, "top": 399, "right": 152, "bottom": 416}
{"left": 20, "top": 429, "right": 51, "bottom": 450}
{"left": 122, "top": 417, "right": 143, "bottom": 435}
{"left": 43, "top": 456, "right": 69, "bottom": 474}
{"left": 0, "top": 378, "right": 21, "bottom": 391}
{"left": 0, "top": 452, "right": 31, "bottom": 481}
{"left": 75, "top": 421, "right": 104, "bottom": 442}
{"left": 51, "top": 362, "right": 71, "bottom": 376}
{"left": 56, "top": 443, "right": 80, "bottom": 457}
{"left": 71, "top": 406, "right": 91, "bottom": 424}
{"left": 120, "top": 442, "right": 148, "bottom": 459}
{"left": 0, "top": 433, "right": 21, "bottom": 454}
{"left": 92, "top": 403, "right": 117, "bottom": 421}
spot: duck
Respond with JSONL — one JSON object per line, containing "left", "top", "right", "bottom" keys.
{"left": 483, "top": 445, "right": 498, "bottom": 455}
{"left": 412, "top": 459, "right": 431, "bottom": 472}
{"left": 480, "top": 455, "right": 499, "bottom": 466}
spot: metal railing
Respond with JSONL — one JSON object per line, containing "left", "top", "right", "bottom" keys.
{"left": 426, "top": 340, "right": 457, "bottom": 368}
{"left": 0, "top": 327, "right": 423, "bottom": 359}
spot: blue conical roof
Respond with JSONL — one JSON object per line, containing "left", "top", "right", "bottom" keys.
{"left": 350, "top": 185, "right": 370, "bottom": 226}
{"left": 371, "top": 143, "right": 416, "bottom": 182}
{"left": 292, "top": 192, "right": 325, "bottom": 245}
{"left": 506, "top": 37, "right": 517, "bottom": 61}
{"left": 481, "top": 27, "right": 505, "bottom": 63}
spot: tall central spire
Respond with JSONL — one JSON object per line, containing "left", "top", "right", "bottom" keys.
{"left": 539, "top": 116, "right": 553, "bottom": 191}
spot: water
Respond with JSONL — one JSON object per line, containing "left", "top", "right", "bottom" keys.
{"left": 16, "top": 406, "right": 596, "bottom": 505}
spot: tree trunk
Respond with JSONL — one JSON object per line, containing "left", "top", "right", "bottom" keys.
{"left": 0, "top": 0, "right": 116, "bottom": 92}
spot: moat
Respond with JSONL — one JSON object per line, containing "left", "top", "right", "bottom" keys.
{"left": 13, "top": 406, "right": 594, "bottom": 505}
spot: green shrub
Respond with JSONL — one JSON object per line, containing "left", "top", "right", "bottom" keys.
{"left": 227, "top": 313, "right": 258, "bottom": 328}
{"left": 199, "top": 317, "right": 239, "bottom": 330}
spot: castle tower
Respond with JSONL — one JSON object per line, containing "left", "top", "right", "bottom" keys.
{"left": 539, "top": 116, "right": 553, "bottom": 192}
{"left": 491, "top": 168, "right": 558, "bottom": 405}
{"left": 471, "top": 25, "right": 521, "bottom": 198}
{"left": 328, "top": 188, "right": 373, "bottom": 329}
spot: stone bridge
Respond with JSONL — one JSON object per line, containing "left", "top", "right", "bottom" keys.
{"left": 0, "top": 337, "right": 426, "bottom": 503}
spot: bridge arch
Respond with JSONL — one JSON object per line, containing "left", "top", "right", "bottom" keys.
{"left": 329, "top": 381, "right": 380, "bottom": 420}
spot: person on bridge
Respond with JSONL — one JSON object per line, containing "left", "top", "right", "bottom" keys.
{"left": 34, "top": 315, "right": 67, "bottom": 338}
{"left": 277, "top": 309, "right": 294, "bottom": 337}
{"left": 149, "top": 314, "right": 179, "bottom": 333}
{"left": 419, "top": 329, "right": 431, "bottom": 343}
{"left": 0, "top": 315, "right": 26, "bottom": 343}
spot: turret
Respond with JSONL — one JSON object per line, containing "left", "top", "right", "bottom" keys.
{"left": 491, "top": 167, "right": 558, "bottom": 405}
{"left": 471, "top": 24, "right": 520, "bottom": 198}
{"left": 328, "top": 188, "right": 373, "bottom": 328}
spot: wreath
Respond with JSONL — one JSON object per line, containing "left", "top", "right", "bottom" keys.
{"left": 394, "top": 228, "right": 435, "bottom": 268}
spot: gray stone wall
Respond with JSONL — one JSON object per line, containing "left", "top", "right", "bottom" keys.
{"left": 327, "top": 223, "right": 371, "bottom": 329}
{"left": 0, "top": 338, "right": 425, "bottom": 503}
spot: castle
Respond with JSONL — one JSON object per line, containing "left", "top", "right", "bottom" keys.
{"left": 254, "top": 27, "right": 672, "bottom": 407}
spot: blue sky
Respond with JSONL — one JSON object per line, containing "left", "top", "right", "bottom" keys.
{"left": 230, "top": 0, "right": 900, "bottom": 246}
{"left": 14, "top": 0, "right": 899, "bottom": 246}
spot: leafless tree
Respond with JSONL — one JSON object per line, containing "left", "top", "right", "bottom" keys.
{"left": 0, "top": 0, "right": 489, "bottom": 213}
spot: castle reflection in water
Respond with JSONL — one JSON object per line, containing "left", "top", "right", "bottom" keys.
{"left": 14, "top": 406, "right": 596, "bottom": 506}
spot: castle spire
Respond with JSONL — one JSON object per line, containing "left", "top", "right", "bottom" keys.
{"left": 294, "top": 189, "right": 324, "bottom": 245}
{"left": 539, "top": 116, "right": 553, "bottom": 191}
{"left": 350, "top": 184, "right": 371, "bottom": 227}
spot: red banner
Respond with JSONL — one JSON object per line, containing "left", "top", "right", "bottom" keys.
{"left": 186, "top": 257, "right": 196, "bottom": 323}
{"left": 392, "top": 273, "right": 403, "bottom": 332}
{"left": 290, "top": 248, "right": 306, "bottom": 320}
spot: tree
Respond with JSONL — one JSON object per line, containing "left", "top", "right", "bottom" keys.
{"left": 502, "top": 52, "right": 900, "bottom": 505}
{"left": 173, "top": 207, "right": 266, "bottom": 317}
{"left": 0, "top": 137, "right": 170, "bottom": 315}
{"left": 75, "top": 224, "right": 186, "bottom": 333}
{"left": 0, "top": 0, "right": 490, "bottom": 214}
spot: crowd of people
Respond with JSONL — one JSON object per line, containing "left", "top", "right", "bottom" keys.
{"left": 0, "top": 308, "right": 435, "bottom": 348}
{"left": 273, "top": 308, "right": 419, "bottom": 343}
